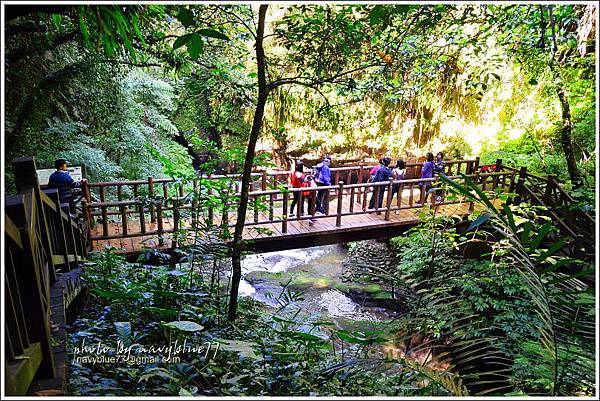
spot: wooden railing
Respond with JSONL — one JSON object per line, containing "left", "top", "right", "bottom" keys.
{"left": 504, "top": 165, "right": 595, "bottom": 239}
{"left": 4, "top": 157, "right": 88, "bottom": 395}
{"left": 84, "top": 158, "right": 518, "bottom": 242}
{"left": 82, "top": 158, "right": 480, "bottom": 205}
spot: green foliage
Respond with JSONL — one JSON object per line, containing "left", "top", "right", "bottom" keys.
{"left": 71, "top": 247, "right": 468, "bottom": 396}
{"left": 435, "top": 174, "right": 595, "bottom": 395}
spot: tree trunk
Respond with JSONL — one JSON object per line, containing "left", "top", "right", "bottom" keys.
{"left": 548, "top": 6, "right": 582, "bottom": 186}
{"left": 553, "top": 69, "right": 581, "bottom": 185}
{"left": 228, "top": 5, "right": 269, "bottom": 321}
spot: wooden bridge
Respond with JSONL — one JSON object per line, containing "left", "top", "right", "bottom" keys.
{"left": 3, "top": 156, "right": 594, "bottom": 395}
{"left": 82, "top": 158, "right": 496, "bottom": 253}
{"left": 76, "top": 157, "right": 591, "bottom": 256}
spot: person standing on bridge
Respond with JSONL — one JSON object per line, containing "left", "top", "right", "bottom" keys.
{"left": 369, "top": 157, "right": 392, "bottom": 213}
{"left": 421, "top": 152, "right": 435, "bottom": 203}
{"left": 369, "top": 158, "right": 383, "bottom": 182}
{"left": 47, "top": 158, "right": 87, "bottom": 214}
{"left": 314, "top": 156, "right": 332, "bottom": 214}
{"left": 392, "top": 159, "right": 406, "bottom": 204}
{"left": 434, "top": 152, "right": 445, "bottom": 175}
{"left": 289, "top": 160, "right": 306, "bottom": 216}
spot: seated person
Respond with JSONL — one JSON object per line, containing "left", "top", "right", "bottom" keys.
{"left": 47, "top": 158, "right": 87, "bottom": 213}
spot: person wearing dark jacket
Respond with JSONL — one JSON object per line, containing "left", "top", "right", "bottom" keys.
{"left": 369, "top": 157, "right": 392, "bottom": 212}
{"left": 47, "top": 159, "right": 86, "bottom": 212}
{"left": 314, "top": 156, "right": 332, "bottom": 214}
{"left": 421, "top": 152, "right": 435, "bottom": 203}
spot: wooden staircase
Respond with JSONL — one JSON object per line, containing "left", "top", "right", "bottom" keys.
{"left": 508, "top": 166, "right": 596, "bottom": 261}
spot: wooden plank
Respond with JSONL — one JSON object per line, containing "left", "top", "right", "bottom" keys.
{"left": 4, "top": 343, "right": 43, "bottom": 396}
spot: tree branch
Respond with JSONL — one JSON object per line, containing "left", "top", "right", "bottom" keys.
{"left": 215, "top": 4, "right": 256, "bottom": 39}
{"left": 102, "top": 59, "right": 162, "bottom": 68}
{"left": 268, "top": 62, "right": 385, "bottom": 90}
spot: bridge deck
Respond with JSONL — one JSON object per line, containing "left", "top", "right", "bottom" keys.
{"left": 91, "top": 196, "right": 476, "bottom": 254}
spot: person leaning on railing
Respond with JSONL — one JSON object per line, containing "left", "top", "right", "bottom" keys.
{"left": 47, "top": 158, "right": 87, "bottom": 214}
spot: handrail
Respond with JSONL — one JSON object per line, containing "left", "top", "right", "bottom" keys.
{"left": 5, "top": 215, "right": 23, "bottom": 249}
{"left": 502, "top": 165, "right": 546, "bottom": 181}
{"left": 521, "top": 185, "right": 578, "bottom": 238}
{"left": 39, "top": 190, "right": 58, "bottom": 212}
{"left": 86, "top": 158, "right": 479, "bottom": 188}
{"left": 6, "top": 156, "right": 91, "bottom": 395}
{"left": 84, "top": 171, "right": 511, "bottom": 209}
{"left": 548, "top": 177, "right": 595, "bottom": 225}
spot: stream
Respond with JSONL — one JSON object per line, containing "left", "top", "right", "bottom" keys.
{"left": 235, "top": 244, "right": 452, "bottom": 373}
{"left": 238, "top": 244, "right": 394, "bottom": 325}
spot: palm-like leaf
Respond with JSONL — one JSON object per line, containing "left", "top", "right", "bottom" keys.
{"left": 438, "top": 174, "right": 595, "bottom": 396}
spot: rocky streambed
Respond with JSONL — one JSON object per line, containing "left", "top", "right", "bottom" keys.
{"left": 240, "top": 241, "right": 409, "bottom": 325}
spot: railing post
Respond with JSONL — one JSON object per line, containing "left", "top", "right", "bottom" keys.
{"left": 385, "top": 177, "right": 394, "bottom": 220}
{"left": 472, "top": 157, "right": 480, "bottom": 174}
{"left": 82, "top": 180, "right": 92, "bottom": 225}
{"left": 358, "top": 163, "right": 364, "bottom": 183}
{"left": 282, "top": 186, "right": 289, "bottom": 233}
{"left": 120, "top": 204, "right": 128, "bottom": 236}
{"left": 469, "top": 171, "right": 479, "bottom": 212}
{"left": 494, "top": 159, "right": 503, "bottom": 190}
{"left": 148, "top": 176, "right": 156, "bottom": 222}
{"left": 99, "top": 187, "right": 108, "bottom": 238}
{"left": 261, "top": 170, "right": 267, "bottom": 191}
{"left": 157, "top": 201, "right": 164, "bottom": 235}
{"left": 516, "top": 166, "right": 528, "bottom": 198}
{"left": 253, "top": 195, "right": 259, "bottom": 223}
{"left": 81, "top": 199, "right": 93, "bottom": 251}
{"left": 138, "top": 201, "right": 146, "bottom": 234}
{"left": 544, "top": 174, "right": 557, "bottom": 206}
{"left": 298, "top": 189, "right": 304, "bottom": 217}
{"left": 336, "top": 181, "right": 344, "bottom": 227}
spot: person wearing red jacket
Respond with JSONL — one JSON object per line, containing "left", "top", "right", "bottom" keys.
{"left": 289, "top": 160, "right": 306, "bottom": 216}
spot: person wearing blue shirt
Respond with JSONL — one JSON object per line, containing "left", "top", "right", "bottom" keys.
{"left": 47, "top": 159, "right": 86, "bottom": 212}
{"left": 369, "top": 157, "right": 392, "bottom": 212}
{"left": 314, "top": 156, "right": 332, "bottom": 214}
{"left": 421, "top": 152, "right": 435, "bottom": 203}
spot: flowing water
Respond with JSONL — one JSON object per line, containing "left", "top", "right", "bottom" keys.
{"left": 239, "top": 244, "right": 388, "bottom": 323}
{"left": 236, "top": 244, "right": 449, "bottom": 372}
